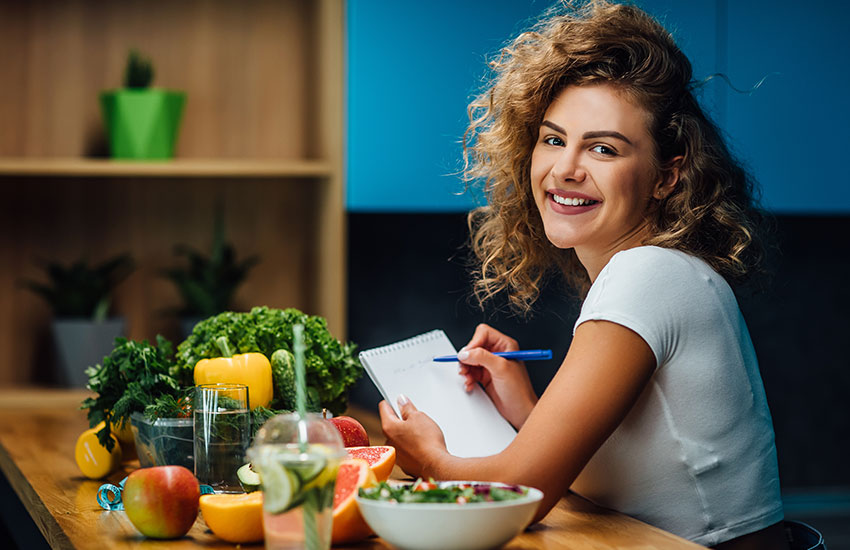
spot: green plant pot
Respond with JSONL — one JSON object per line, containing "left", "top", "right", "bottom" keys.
{"left": 100, "top": 89, "right": 186, "bottom": 159}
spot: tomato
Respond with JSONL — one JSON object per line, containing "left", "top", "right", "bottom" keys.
{"left": 413, "top": 480, "right": 437, "bottom": 492}
{"left": 177, "top": 397, "right": 192, "bottom": 418}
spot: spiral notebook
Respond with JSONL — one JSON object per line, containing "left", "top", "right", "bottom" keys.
{"left": 359, "top": 329, "right": 517, "bottom": 458}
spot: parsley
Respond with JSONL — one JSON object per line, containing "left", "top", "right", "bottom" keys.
{"left": 82, "top": 336, "right": 191, "bottom": 451}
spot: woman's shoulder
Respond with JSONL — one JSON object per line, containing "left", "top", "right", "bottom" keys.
{"left": 592, "top": 246, "right": 728, "bottom": 304}
{"left": 610, "top": 245, "right": 696, "bottom": 266}
{"left": 605, "top": 246, "right": 717, "bottom": 282}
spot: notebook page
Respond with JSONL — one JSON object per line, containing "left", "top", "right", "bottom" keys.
{"left": 359, "top": 330, "right": 516, "bottom": 458}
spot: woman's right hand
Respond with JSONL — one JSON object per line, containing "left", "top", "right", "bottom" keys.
{"left": 458, "top": 324, "right": 538, "bottom": 429}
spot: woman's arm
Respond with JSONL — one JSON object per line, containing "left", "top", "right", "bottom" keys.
{"left": 380, "top": 319, "right": 657, "bottom": 522}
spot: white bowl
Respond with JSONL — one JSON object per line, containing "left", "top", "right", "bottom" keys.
{"left": 355, "top": 481, "right": 543, "bottom": 550}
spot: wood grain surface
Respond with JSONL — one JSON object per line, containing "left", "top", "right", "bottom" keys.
{"left": 0, "top": 389, "right": 705, "bottom": 549}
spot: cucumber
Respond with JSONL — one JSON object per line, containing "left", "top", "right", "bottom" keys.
{"left": 289, "top": 456, "right": 326, "bottom": 485}
{"left": 237, "top": 463, "right": 261, "bottom": 493}
{"left": 259, "top": 460, "right": 300, "bottom": 514}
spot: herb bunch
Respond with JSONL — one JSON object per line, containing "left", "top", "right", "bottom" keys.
{"left": 82, "top": 335, "right": 193, "bottom": 451}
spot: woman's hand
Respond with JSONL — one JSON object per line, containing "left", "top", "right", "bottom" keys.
{"left": 379, "top": 396, "right": 449, "bottom": 478}
{"left": 458, "top": 324, "right": 538, "bottom": 429}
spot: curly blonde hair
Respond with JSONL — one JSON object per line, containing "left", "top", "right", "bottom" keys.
{"left": 465, "top": 0, "right": 766, "bottom": 313}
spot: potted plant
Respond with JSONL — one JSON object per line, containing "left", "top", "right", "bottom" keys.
{"left": 100, "top": 49, "right": 186, "bottom": 159}
{"left": 21, "top": 254, "right": 134, "bottom": 387}
{"left": 162, "top": 209, "right": 260, "bottom": 336}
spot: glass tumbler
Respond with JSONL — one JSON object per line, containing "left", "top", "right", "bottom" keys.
{"left": 248, "top": 412, "right": 347, "bottom": 550}
{"left": 193, "top": 383, "right": 251, "bottom": 493}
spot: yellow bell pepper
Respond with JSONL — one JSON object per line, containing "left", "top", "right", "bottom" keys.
{"left": 194, "top": 337, "right": 273, "bottom": 409}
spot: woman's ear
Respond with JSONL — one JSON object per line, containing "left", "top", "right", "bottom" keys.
{"left": 653, "top": 155, "right": 683, "bottom": 200}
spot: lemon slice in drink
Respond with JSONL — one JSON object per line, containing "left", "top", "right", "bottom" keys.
{"left": 259, "top": 458, "right": 301, "bottom": 514}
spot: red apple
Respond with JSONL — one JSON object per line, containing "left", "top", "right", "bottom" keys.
{"left": 329, "top": 415, "right": 370, "bottom": 447}
{"left": 123, "top": 465, "right": 200, "bottom": 539}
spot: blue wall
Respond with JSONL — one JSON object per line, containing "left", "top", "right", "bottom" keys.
{"left": 347, "top": 0, "right": 850, "bottom": 214}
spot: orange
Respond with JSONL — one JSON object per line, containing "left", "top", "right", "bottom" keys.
{"left": 74, "top": 427, "right": 122, "bottom": 479}
{"left": 199, "top": 491, "right": 264, "bottom": 544}
{"left": 346, "top": 445, "right": 396, "bottom": 481}
{"left": 331, "top": 458, "right": 377, "bottom": 544}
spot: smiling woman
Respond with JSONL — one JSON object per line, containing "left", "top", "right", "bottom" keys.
{"left": 462, "top": 3, "right": 766, "bottom": 312}
{"left": 377, "top": 1, "right": 792, "bottom": 549}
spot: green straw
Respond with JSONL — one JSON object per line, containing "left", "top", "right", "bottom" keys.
{"left": 293, "top": 324, "right": 321, "bottom": 550}
{"left": 293, "top": 324, "right": 307, "bottom": 419}
{"left": 293, "top": 324, "right": 308, "bottom": 452}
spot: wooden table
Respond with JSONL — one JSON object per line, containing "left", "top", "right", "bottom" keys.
{"left": 0, "top": 388, "right": 704, "bottom": 549}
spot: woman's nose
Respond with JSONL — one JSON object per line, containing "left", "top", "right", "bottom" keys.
{"left": 552, "top": 148, "right": 586, "bottom": 183}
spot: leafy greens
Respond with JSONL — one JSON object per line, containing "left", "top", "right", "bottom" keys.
{"left": 176, "top": 306, "right": 362, "bottom": 414}
{"left": 82, "top": 307, "right": 362, "bottom": 451}
{"left": 82, "top": 336, "right": 193, "bottom": 451}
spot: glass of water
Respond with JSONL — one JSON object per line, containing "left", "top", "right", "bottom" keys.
{"left": 193, "top": 383, "right": 250, "bottom": 493}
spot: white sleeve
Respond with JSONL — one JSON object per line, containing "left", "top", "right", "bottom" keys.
{"left": 574, "top": 247, "right": 698, "bottom": 369}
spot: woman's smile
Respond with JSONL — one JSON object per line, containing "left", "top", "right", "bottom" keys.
{"left": 547, "top": 190, "right": 602, "bottom": 214}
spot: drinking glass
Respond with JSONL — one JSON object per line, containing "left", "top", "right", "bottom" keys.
{"left": 193, "top": 383, "right": 251, "bottom": 493}
{"left": 248, "top": 412, "right": 346, "bottom": 550}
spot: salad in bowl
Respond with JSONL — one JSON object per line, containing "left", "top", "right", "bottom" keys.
{"left": 356, "top": 479, "right": 543, "bottom": 550}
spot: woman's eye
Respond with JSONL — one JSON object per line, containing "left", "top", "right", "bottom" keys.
{"left": 543, "top": 136, "right": 564, "bottom": 146}
{"left": 591, "top": 144, "right": 617, "bottom": 156}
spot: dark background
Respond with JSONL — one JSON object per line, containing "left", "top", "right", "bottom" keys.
{"left": 346, "top": 212, "right": 850, "bottom": 491}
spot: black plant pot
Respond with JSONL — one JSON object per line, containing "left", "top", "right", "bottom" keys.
{"left": 52, "top": 318, "right": 125, "bottom": 387}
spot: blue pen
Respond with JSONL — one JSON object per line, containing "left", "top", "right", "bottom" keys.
{"left": 433, "top": 349, "right": 552, "bottom": 362}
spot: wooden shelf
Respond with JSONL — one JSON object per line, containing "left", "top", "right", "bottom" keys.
{"left": 0, "top": 158, "right": 333, "bottom": 178}
{"left": 0, "top": 0, "right": 347, "bottom": 387}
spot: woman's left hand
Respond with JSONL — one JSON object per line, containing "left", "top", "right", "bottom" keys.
{"left": 379, "top": 396, "right": 448, "bottom": 478}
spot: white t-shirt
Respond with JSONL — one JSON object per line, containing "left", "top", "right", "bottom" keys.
{"left": 571, "top": 246, "right": 784, "bottom": 547}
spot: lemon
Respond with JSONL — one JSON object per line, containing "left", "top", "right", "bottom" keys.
{"left": 75, "top": 427, "right": 122, "bottom": 479}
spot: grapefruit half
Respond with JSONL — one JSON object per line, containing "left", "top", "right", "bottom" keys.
{"left": 345, "top": 445, "right": 396, "bottom": 481}
{"left": 331, "top": 458, "right": 377, "bottom": 544}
